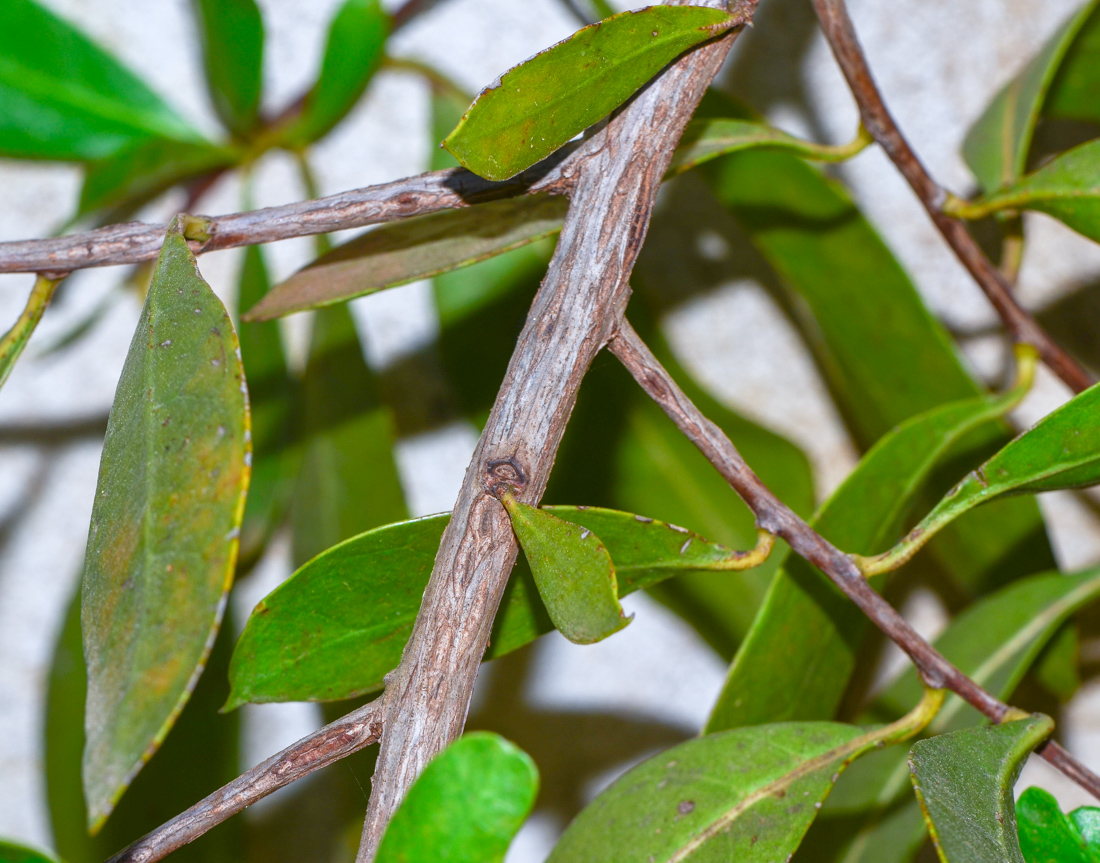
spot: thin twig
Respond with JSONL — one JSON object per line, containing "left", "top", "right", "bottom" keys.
{"left": 810, "top": 0, "right": 1093, "bottom": 395}
{"left": 391, "top": 0, "right": 448, "bottom": 31}
{"left": 0, "top": 158, "right": 575, "bottom": 276}
{"left": 608, "top": 318, "right": 1100, "bottom": 799}
{"left": 104, "top": 698, "right": 385, "bottom": 863}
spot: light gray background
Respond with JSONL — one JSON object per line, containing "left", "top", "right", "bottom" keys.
{"left": 2, "top": 0, "right": 1100, "bottom": 859}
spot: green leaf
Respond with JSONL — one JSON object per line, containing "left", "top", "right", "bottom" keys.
{"left": 502, "top": 495, "right": 631, "bottom": 644}
{"left": 955, "top": 139, "right": 1100, "bottom": 245}
{"left": 376, "top": 732, "right": 538, "bottom": 863}
{"left": 547, "top": 722, "right": 895, "bottom": 863}
{"left": 871, "top": 380, "right": 1100, "bottom": 574}
{"left": 244, "top": 194, "right": 569, "bottom": 321}
{"left": 191, "top": 0, "right": 264, "bottom": 137}
{"left": 280, "top": 0, "right": 389, "bottom": 146}
{"left": 290, "top": 304, "right": 407, "bottom": 567}
{"left": 910, "top": 715, "right": 1053, "bottom": 863}
{"left": 0, "top": 841, "right": 61, "bottom": 863}
{"left": 443, "top": 6, "right": 739, "bottom": 181}
{"left": 236, "top": 245, "right": 299, "bottom": 569}
{"left": 706, "top": 145, "right": 1056, "bottom": 596}
{"left": 80, "top": 218, "right": 249, "bottom": 828}
{"left": 78, "top": 138, "right": 238, "bottom": 220}
{"left": 707, "top": 379, "right": 1031, "bottom": 734}
{"left": 808, "top": 565, "right": 1100, "bottom": 863}
{"left": 226, "top": 506, "right": 753, "bottom": 708}
{"left": 0, "top": 275, "right": 61, "bottom": 391}
{"left": 668, "top": 117, "right": 871, "bottom": 175}
{"left": 962, "top": 0, "right": 1099, "bottom": 193}
{"left": 1016, "top": 787, "right": 1098, "bottom": 863}
{"left": 0, "top": 0, "right": 205, "bottom": 160}
{"left": 46, "top": 589, "right": 242, "bottom": 863}
{"left": 1047, "top": 4, "right": 1100, "bottom": 124}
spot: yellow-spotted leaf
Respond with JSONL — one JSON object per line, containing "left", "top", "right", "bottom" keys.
{"left": 80, "top": 217, "right": 250, "bottom": 829}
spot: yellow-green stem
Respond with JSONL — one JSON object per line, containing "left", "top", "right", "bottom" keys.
{"left": 813, "top": 123, "right": 874, "bottom": 161}
{"left": 854, "top": 343, "right": 1039, "bottom": 578}
{"left": 705, "top": 528, "right": 776, "bottom": 570}
{"left": 0, "top": 274, "right": 64, "bottom": 391}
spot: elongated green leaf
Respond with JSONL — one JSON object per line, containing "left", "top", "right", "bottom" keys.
{"left": 1047, "top": 4, "right": 1100, "bottom": 124}
{"left": 0, "top": 842, "right": 61, "bottom": 863}
{"left": 808, "top": 565, "right": 1100, "bottom": 863}
{"left": 290, "top": 304, "right": 406, "bottom": 567}
{"left": 1016, "top": 787, "right": 1099, "bottom": 863}
{"left": 0, "top": 0, "right": 204, "bottom": 160}
{"left": 958, "top": 139, "right": 1100, "bottom": 245}
{"left": 962, "top": 0, "right": 1098, "bottom": 192}
{"left": 503, "top": 496, "right": 630, "bottom": 644}
{"left": 236, "top": 245, "right": 299, "bottom": 569}
{"left": 245, "top": 194, "right": 569, "bottom": 321}
{"left": 281, "top": 0, "right": 389, "bottom": 146}
{"left": 227, "top": 506, "right": 752, "bottom": 708}
{"left": 443, "top": 6, "right": 738, "bottom": 181}
{"left": 708, "top": 381, "right": 1030, "bottom": 733}
{"left": 669, "top": 117, "right": 870, "bottom": 175}
{"left": 0, "top": 275, "right": 61, "bottom": 391}
{"left": 548, "top": 722, "right": 893, "bottom": 863}
{"left": 874, "top": 380, "right": 1100, "bottom": 572}
{"left": 81, "top": 218, "right": 249, "bottom": 828}
{"left": 46, "top": 590, "right": 242, "bottom": 863}
{"left": 78, "top": 138, "right": 238, "bottom": 220}
{"left": 191, "top": 0, "right": 264, "bottom": 137}
{"left": 376, "top": 733, "right": 538, "bottom": 863}
{"left": 910, "top": 715, "right": 1053, "bottom": 863}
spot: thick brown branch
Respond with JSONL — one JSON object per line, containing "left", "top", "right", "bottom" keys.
{"left": 355, "top": 4, "right": 754, "bottom": 860}
{"left": 104, "top": 698, "right": 385, "bottom": 863}
{"left": 609, "top": 319, "right": 1100, "bottom": 799}
{"left": 810, "top": 0, "right": 1093, "bottom": 395}
{"left": 0, "top": 159, "right": 574, "bottom": 275}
